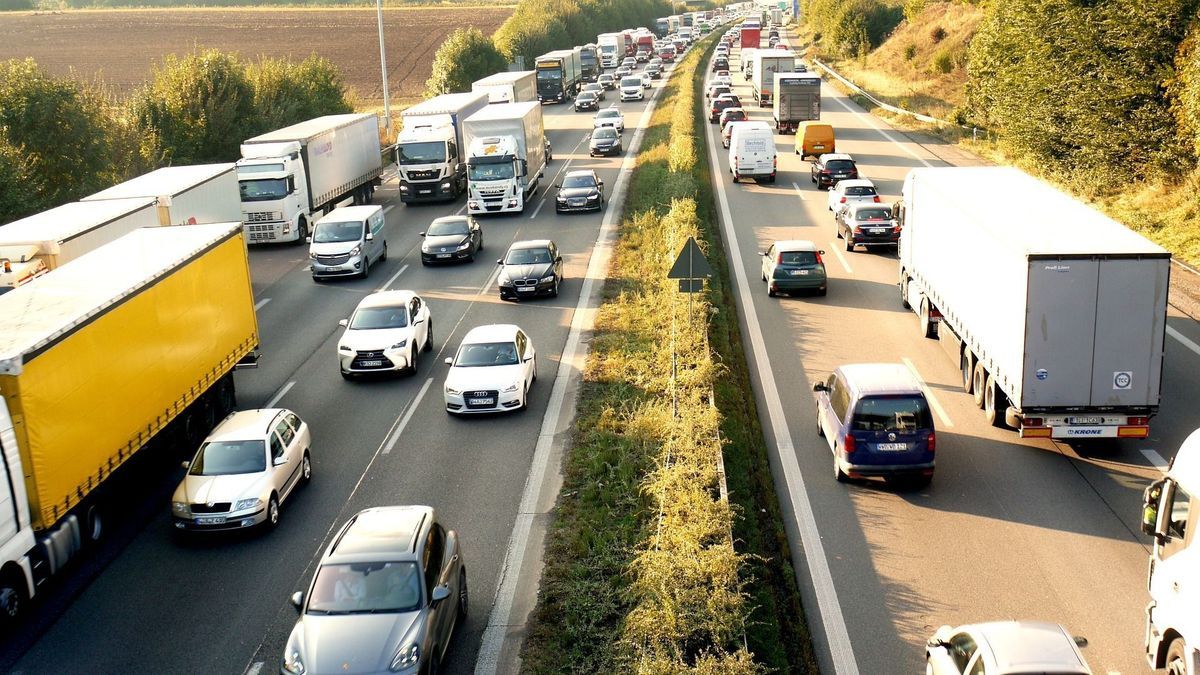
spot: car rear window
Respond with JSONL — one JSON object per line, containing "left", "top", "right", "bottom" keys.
{"left": 826, "top": 160, "right": 856, "bottom": 171}
{"left": 780, "top": 251, "right": 817, "bottom": 265}
{"left": 852, "top": 395, "right": 933, "bottom": 432}
{"left": 844, "top": 186, "right": 876, "bottom": 196}
{"left": 856, "top": 208, "right": 892, "bottom": 220}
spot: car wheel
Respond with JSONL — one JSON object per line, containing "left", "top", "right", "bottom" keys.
{"left": 845, "top": 236, "right": 854, "bottom": 252}
{"left": 531, "top": 356, "right": 538, "bottom": 382}
{"left": 407, "top": 345, "right": 419, "bottom": 375}
{"left": 361, "top": 256, "right": 370, "bottom": 279}
{"left": 301, "top": 452, "right": 312, "bottom": 484}
{"left": 340, "top": 369, "right": 353, "bottom": 380}
{"left": 767, "top": 283, "right": 776, "bottom": 297}
{"left": 421, "top": 259, "right": 430, "bottom": 267}
{"left": 1166, "top": 638, "right": 1188, "bottom": 675}
{"left": 835, "top": 226, "right": 843, "bottom": 239}
{"left": 817, "top": 287, "right": 827, "bottom": 297}
{"left": 424, "top": 321, "right": 434, "bottom": 352}
{"left": 428, "top": 655, "right": 440, "bottom": 675}
{"left": 520, "top": 384, "right": 529, "bottom": 412}
{"left": 810, "top": 173, "right": 816, "bottom": 184}
{"left": 833, "top": 454, "right": 849, "bottom": 483}
{"left": 265, "top": 495, "right": 280, "bottom": 530}
{"left": 380, "top": 242, "right": 388, "bottom": 262}
{"left": 816, "top": 413, "right": 824, "bottom": 438}
{"left": 551, "top": 278, "right": 560, "bottom": 298}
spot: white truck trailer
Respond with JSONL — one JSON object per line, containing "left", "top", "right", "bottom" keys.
{"left": 83, "top": 163, "right": 240, "bottom": 227}
{"left": 237, "top": 114, "right": 382, "bottom": 244}
{"left": 751, "top": 50, "right": 796, "bottom": 106}
{"left": 463, "top": 102, "right": 547, "bottom": 216}
{"left": 396, "top": 92, "right": 489, "bottom": 205}
{"left": 0, "top": 198, "right": 159, "bottom": 293}
{"left": 1141, "top": 428, "right": 1200, "bottom": 673}
{"left": 472, "top": 71, "right": 537, "bottom": 104}
{"left": 898, "top": 167, "right": 1170, "bottom": 438}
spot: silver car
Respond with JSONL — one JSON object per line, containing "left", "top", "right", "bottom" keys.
{"left": 283, "top": 506, "right": 468, "bottom": 675}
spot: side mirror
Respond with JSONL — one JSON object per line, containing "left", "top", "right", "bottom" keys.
{"left": 812, "top": 382, "right": 828, "bottom": 392}
{"left": 1142, "top": 479, "right": 1166, "bottom": 537}
{"left": 456, "top": 163, "right": 465, "bottom": 174}
{"left": 759, "top": 251, "right": 768, "bottom": 257}
{"left": 444, "top": 357, "right": 454, "bottom": 365}
{"left": 365, "top": 233, "right": 374, "bottom": 241}
{"left": 290, "top": 591, "right": 304, "bottom": 612}
{"left": 305, "top": 236, "right": 313, "bottom": 244}
{"left": 181, "top": 461, "right": 190, "bottom": 470}
{"left": 597, "top": 180, "right": 604, "bottom": 187}
{"left": 818, "top": 250, "right": 825, "bottom": 255}
{"left": 1073, "top": 636, "right": 1089, "bottom": 648}
{"left": 418, "top": 231, "right": 426, "bottom": 237}
{"left": 496, "top": 259, "right": 504, "bottom": 265}
{"left": 555, "top": 256, "right": 563, "bottom": 263}
{"left": 338, "top": 319, "right": 349, "bottom": 327}
{"left": 554, "top": 183, "right": 561, "bottom": 189}
{"left": 430, "top": 585, "right": 451, "bottom": 604}
{"left": 273, "top": 456, "right": 287, "bottom": 466}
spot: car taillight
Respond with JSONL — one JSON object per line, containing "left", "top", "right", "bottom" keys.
{"left": 873, "top": 195, "right": 881, "bottom": 203}
{"left": 821, "top": 170, "right": 832, "bottom": 175}
{"left": 839, "top": 196, "right": 846, "bottom": 203}
{"left": 776, "top": 253, "right": 784, "bottom": 264}
{"left": 1128, "top": 416, "right": 1149, "bottom": 426}
{"left": 843, "top": 434, "right": 856, "bottom": 455}
{"left": 814, "top": 251, "right": 823, "bottom": 264}
{"left": 927, "top": 431, "right": 936, "bottom": 453}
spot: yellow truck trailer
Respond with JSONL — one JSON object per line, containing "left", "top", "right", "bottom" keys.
{"left": 0, "top": 222, "right": 259, "bottom": 624}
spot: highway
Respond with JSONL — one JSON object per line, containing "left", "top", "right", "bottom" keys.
{"left": 3, "top": 65, "right": 669, "bottom": 674}
{"left": 704, "top": 31, "right": 1200, "bottom": 674}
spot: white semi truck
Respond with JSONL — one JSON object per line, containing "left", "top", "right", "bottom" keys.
{"left": 237, "top": 114, "right": 382, "bottom": 244}
{"left": 463, "top": 102, "right": 547, "bottom": 216}
{"left": 898, "top": 167, "right": 1170, "bottom": 438}
{"left": 751, "top": 50, "right": 796, "bottom": 106}
{"left": 1141, "top": 428, "right": 1200, "bottom": 673}
{"left": 598, "top": 33, "right": 624, "bottom": 68}
{"left": 83, "top": 163, "right": 241, "bottom": 227}
{"left": 472, "top": 71, "right": 537, "bottom": 104}
{"left": 396, "top": 92, "right": 489, "bottom": 205}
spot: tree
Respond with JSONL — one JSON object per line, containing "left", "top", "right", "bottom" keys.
{"left": 247, "top": 54, "right": 353, "bottom": 136}
{"left": 425, "top": 27, "right": 510, "bottom": 98}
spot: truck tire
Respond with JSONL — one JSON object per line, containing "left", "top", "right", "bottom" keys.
{"left": 899, "top": 275, "right": 911, "bottom": 309}
{"left": 1165, "top": 638, "right": 1187, "bottom": 675}
{"left": 961, "top": 352, "right": 974, "bottom": 394}
{"left": 971, "top": 362, "right": 987, "bottom": 409}
{"left": 0, "top": 566, "right": 28, "bottom": 627}
{"left": 295, "top": 217, "right": 308, "bottom": 245}
{"left": 984, "top": 373, "right": 1009, "bottom": 428}
{"left": 919, "top": 299, "right": 938, "bottom": 339}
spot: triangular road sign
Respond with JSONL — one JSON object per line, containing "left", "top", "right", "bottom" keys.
{"left": 667, "top": 237, "right": 715, "bottom": 279}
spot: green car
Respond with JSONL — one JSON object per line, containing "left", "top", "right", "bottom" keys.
{"left": 760, "top": 240, "right": 827, "bottom": 296}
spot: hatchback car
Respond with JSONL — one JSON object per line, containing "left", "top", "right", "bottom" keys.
{"left": 443, "top": 324, "right": 537, "bottom": 414}
{"left": 594, "top": 106, "right": 625, "bottom": 132}
{"left": 813, "top": 363, "right": 936, "bottom": 486}
{"left": 419, "top": 215, "right": 481, "bottom": 265}
{"left": 589, "top": 127, "right": 623, "bottom": 156}
{"left": 926, "top": 621, "right": 1092, "bottom": 675}
{"left": 837, "top": 202, "right": 900, "bottom": 251}
{"left": 709, "top": 96, "right": 739, "bottom": 123}
{"left": 575, "top": 90, "right": 601, "bottom": 112}
{"left": 645, "top": 64, "right": 662, "bottom": 79}
{"left": 712, "top": 56, "right": 730, "bottom": 72}
{"left": 555, "top": 170, "right": 605, "bottom": 213}
{"left": 496, "top": 239, "right": 564, "bottom": 300}
{"left": 171, "top": 408, "right": 311, "bottom": 533}
{"left": 337, "top": 290, "right": 432, "bottom": 378}
{"left": 616, "top": 65, "right": 634, "bottom": 78}
{"left": 621, "top": 57, "right": 637, "bottom": 68}
{"left": 760, "top": 240, "right": 827, "bottom": 297}
{"left": 706, "top": 84, "right": 731, "bottom": 101}
{"left": 811, "top": 153, "right": 859, "bottom": 189}
{"left": 282, "top": 506, "right": 467, "bottom": 675}
{"left": 826, "top": 178, "right": 880, "bottom": 213}
{"left": 639, "top": 72, "right": 653, "bottom": 89}
{"left": 598, "top": 73, "right": 617, "bottom": 90}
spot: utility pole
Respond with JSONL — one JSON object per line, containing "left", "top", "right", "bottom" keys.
{"left": 376, "top": 0, "right": 391, "bottom": 136}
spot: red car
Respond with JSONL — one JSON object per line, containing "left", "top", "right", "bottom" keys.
{"left": 659, "top": 49, "right": 676, "bottom": 63}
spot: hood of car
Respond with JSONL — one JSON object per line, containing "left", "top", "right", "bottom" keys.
{"left": 422, "top": 234, "right": 469, "bottom": 251}
{"left": 590, "top": 137, "right": 617, "bottom": 147}
{"left": 446, "top": 363, "right": 526, "bottom": 393}
{"left": 558, "top": 187, "right": 599, "bottom": 199}
{"left": 310, "top": 241, "right": 360, "bottom": 256}
{"left": 338, "top": 326, "right": 414, "bottom": 352}
{"left": 180, "top": 472, "right": 265, "bottom": 506}
{"left": 295, "top": 611, "right": 422, "bottom": 675}
{"left": 499, "top": 262, "right": 554, "bottom": 282}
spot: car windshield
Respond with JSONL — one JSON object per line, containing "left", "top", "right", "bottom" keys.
{"left": 505, "top": 247, "right": 553, "bottom": 265}
{"left": 844, "top": 186, "right": 877, "bottom": 196}
{"left": 427, "top": 218, "right": 470, "bottom": 236}
{"left": 579, "top": 92, "right": 597, "bottom": 100}
{"left": 454, "top": 341, "right": 520, "bottom": 367}
{"left": 307, "top": 562, "right": 423, "bottom": 614}
{"left": 312, "top": 221, "right": 364, "bottom": 244}
{"left": 598, "top": 110, "right": 619, "bottom": 119}
{"left": 622, "top": 78, "right": 641, "bottom": 87}
{"left": 856, "top": 208, "right": 893, "bottom": 221}
{"left": 852, "top": 396, "right": 933, "bottom": 433}
{"left": 826, "top": 160, "right": 856, "bottom": 171}
{"left": 469, "top": 162, "right": 514, "bottom": 181}
{"left": 239, "top": 178, "right": 288, "bottom": 202}
{"left": 349, "top": 306, "right": 408, "bottom": 330}
{"left": 190, "top": 440, "right": 266, "bottom": 476}
{"left": 563, "top": 174, "right": 597, "bottom": 189}
{"left": 600, "top": 75, "right": 614, "bottom": 82}
{"left": 396, "top": 140, "right": 446, "bottom": 165}
{"left": 779, "top": 251, "right": 817, "bottom": 265}
{"left": 594, "top": 128, "right": 618, "bottom": 140}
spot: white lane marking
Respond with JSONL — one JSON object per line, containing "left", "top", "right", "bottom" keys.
{"left": 245, "top": 662, "right": 264, "bottom": 675}
{"left": 478, "top": 263, "right": 503, "bottom": 296}
{"left": 901, "top": 358, "right": 954, "bottom": 429}
{"left": 828, "top": 241, "right": 854, "bottom": 274}
{"left": 830, "top": 92, "right": 935, "bottom": 168}
{"left": 383, "top": 205, "right": 395, "bottom": 215}
{"left": 529, "top": 196, "right": 547, "bottom": 220}
{"left": 704, "top": 63, "right": 860, "bottom": 675}
{"left": 792, "top": 181, "right": 806, "bottom": 201}
{"left": 265, "top": 381, "right": 295, "bottom": 409}
{"left": 383, "top": 377, "right": 434, "bottom": 454}
{"left": 1167, "top": 325, "right": 1200, "bottom": 358}
{"left": 1142, "top": 449, "right": 1170, "bottom": 473}
{"left": 456, "top": 203, "right": 467, "bottom": 215}
{"left": 474, "top": 71, "right": 664, "bottom": 675}
{"left": 254, "top": 298, "right": 271, "bottom": 311}
{"left": 376, "top": 264, "right": 409, "bottom": 293}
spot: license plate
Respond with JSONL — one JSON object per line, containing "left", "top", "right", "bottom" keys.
{"left": 196, "top": 516, "right": 226, "bottom": 525}
{"left": 1068, "top": 416, "right": 1104, "bottom": 425}
{"left": 437, "top": 253, "right": 452, "bottom": 258}
{"left": 469, "top": 398, "right": 494, "bottom": 406}
{"left": 876, "top": 442, "right": 907, "bottom": 451}
{"left": 870, "top": 229, "right": 886, "bottom": 235}
{"left": 813, "top": 144, "right": 825, "bottom": 149}
{"left": 790, "top": 269, "right": 809, "bottom": 276}
{"left": 419, "top": 189, "right": 432, "bottom": 195}
{"left": 517, "top": 286, "right": 535, "bottom": 292}
{"left": 360, "top": 360, "right": 383, "bottom": 367}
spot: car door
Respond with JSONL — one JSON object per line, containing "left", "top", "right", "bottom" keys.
{"left": 272, "top": 417, "right": 302, "bottom": 497}
{"left": 422, "top": 526, "right": 453, "bottom": 646}
{"left": 823, "top": 375, "right": 850, "bottom": 454}
{"left": 410, "top": 296, "right": 427, "bottom": 348}
{"left": 516, "top": 331, "right": 533, "bottom": 386}
{"left": 268, "top": 429, "right": 291, "bottom": 497}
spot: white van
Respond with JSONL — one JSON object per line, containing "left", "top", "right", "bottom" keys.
{"left": 728, "top": 122, "right": 776, "bottom": 183}
{"left": 620, "top": 76, "right": 645, "bottom": 102}
{"left": 308, "top": 205, "right": 387, "bottom": 280}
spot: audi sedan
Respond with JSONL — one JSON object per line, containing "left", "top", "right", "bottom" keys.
{"left": 337, "top": 290, "right": 433, "bottom": 378}
{"left": 419, "top": 215, "right": 481, "bottom": 265}
{"left": 443, "top": 324, "right": 537, "bottom": 414}
{"left": 496, "top": 240, "right": 563, "bottom": 300}
{"left": 555, "top": 170, "right": 605, "bottom": 213}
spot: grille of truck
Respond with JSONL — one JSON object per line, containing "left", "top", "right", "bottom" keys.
{"left": 405, "top": 170, "right": 439, "bottom": 181}
{"left": 246, "top": 223, "right": 277, "bottom": 241}
{"left": 191, "top": 502, "right": 232, "bottom": 514}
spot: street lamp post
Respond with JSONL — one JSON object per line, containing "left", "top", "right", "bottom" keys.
{"left": 376, "top": 0, "right": 391, "bottom": 136}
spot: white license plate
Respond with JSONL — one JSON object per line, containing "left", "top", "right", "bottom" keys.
{"left": 876, "top": 442, "right": 907, "bottom": 451}
{"left": 517, "top": 286, "right": 535, "bottom": 292}
{"left": 869, "top": 229, "right": 886, "bottom": 235}
{"left": 437, "top": 253, "right": 452, "bottom": 258}
{"left": 419, "top": 189, "right": 432, "bottom": 195}
{"left": 1068, "top": 416, "right": 1104, "bottom": 425}
{"left": 196, "top": 516, "right": 226, "bottom": 525}
{"left": 360, "top": 360, "right": 383, "bottom": 367}
{"left": 813, "top": 144, "right": 825, "bottom": 149}
{"left": 469, "top": 398, "right": 494, "bottom": 406}
{"left": 790, "top": 269, "right": 809, "bottom": 276}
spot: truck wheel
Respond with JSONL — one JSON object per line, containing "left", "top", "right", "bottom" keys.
{"left": 296, "top": 217, "right": 308, "bottom": 245}
{"left": 919, "top": 299, "right": 938, "bottom": 339}
{"left": 961, "top": 353, "right": 974, "bottom": 394}
{"left": 0, "top": 567, "right": 28, "bottom": 627}
{"left": 971, "top": 362, "right": 987, "bottom": 409}
{"left": 983, "top": 373, "right": 1009, "bottom": 428}
{"left": 899, "top": 275, "right": 911, "bottom": 309}
{"left": 1165, "top": 638, "right": 1187, "bottom": 675}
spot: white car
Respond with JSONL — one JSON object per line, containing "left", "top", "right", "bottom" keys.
{"left": 639, "top": 72, "right": 653, "bottom": 89}
{"left": 443, "top": 324, "right": 537, "bottom": 415}
{"left": 620, "top": 76, "right": 645, "bottom": 101}
{"left": 712, "top": 74, "right": 732, "bottom": 88}
{"left": 337, "top": 290, "right": 432, "bottom": 379}
{"left": 826, "top": 178, "right": 879, "bottom": 215}
{"left": 171, "top": 408, "right": 311, "bottom": 533}
{"left": 594, "top": 107, "right": 625, "bottom": 132}
{"left": 926, "top": 621, "right": 1092, "bottom": 675}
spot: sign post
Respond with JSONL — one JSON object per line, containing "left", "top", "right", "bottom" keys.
{"left": 668, "top": 236, "right": 715, "bottom": 326}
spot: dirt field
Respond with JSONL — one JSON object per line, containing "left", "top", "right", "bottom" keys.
{"left": 0, "top": 7, "right": 514, "bottom": 104}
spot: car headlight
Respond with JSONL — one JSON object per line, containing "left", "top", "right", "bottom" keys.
{"left": 587, "top": 194, "right": 600, "bottom": 200}
{"left": 456, "top": 241, "right": 472, "bottom": 251}
{"left": 556, "top": 195, "right": 567, "bottom": 203}
{"left": 502, "top": 383, "right": 519, "bottom": 393}
{"left": 234, "top": 498, "right": 263, "bottom": 511}
{"left": 349, "top": 245, "right": 362, "bottom": 257}
{"left": 390, "top": 643, "right": 420, "bottom": 672}
{"left": 308, "top": 252, "right": 317, "bottom": 260}
{"left": 282, "top": 650, "right": 306, "bottom": 675}
{"left": 172, "top": 501, "right": 190, "bottom": 515}
{"left": 540, "top": 275, "right": 556, "bottom": 283}
{"left": 446, "top": 387, "right": 460, "bottom": 395}
{"left": 390, "top": 339, "right": 408, "bottom": 349}
{"left": 441, "top": 182, "right": 452, "bottom": 190}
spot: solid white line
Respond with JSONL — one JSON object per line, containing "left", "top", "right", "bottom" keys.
{"left": 1167, "top": 325, "right": 1200, "bottom": 358}
{"left": 830, "top": 90, "right": 935, "bottom": 168}
{"left": 254, "top": 298, "right": 271, "bottom": 311}
{"left": 528, "top": 197, "right": 547, "bottom": 220}
{"left": 704, "top": 65, "right": 860, "bottom": 674}
{"left": 383, "top": 204, "right": 395, "bottom": 215}
{"left": 265, "top": 381, "right": 295, "bottom": 409}
{"left": 901, "top": 358, "right": 954, "bottom": 429}
{"left": 456, "top": 203, "right": 467, "bottom": 215}
{"left": 244, "top": 662, "right": 264, "bottom": 675}
{"left": 478, "top": 263, "right": 502, "bottom": 296}
{"left": 828, "top": 241, "right": 854, "bottom": 274}
{"left": 1142, "top": 449, "right": 1170, "bottom": 473}
{"left": 792, "top": 181, "right": 806, "bottom": 201}
{"left": 383, "top": 377, "right": 434, "bottom": 454}
{"left": 376, "top": 264, "right": 409, "bottom": 293}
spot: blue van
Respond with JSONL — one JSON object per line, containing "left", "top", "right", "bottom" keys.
{"left": 813, "top": 363, "right": 936, "bottom": 487}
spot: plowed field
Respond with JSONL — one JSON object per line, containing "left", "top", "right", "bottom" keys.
{"left": 0, "top": 7, "right": 514, "bottom": 104}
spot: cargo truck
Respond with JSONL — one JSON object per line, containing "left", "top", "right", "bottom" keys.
{"left": 472, "top": 70, "right": 537, "bottom": 104}
{"left": 463, "top": 102, "right": 547, "bottom": 215}
{"left": 655, "top": 17, "right": 669, "bottom": 37}
{"left": 236, "top": 114, "right": 382, "bottom": 244}
{"left": 1140, "top": 428, "right": 1200, "bottom": 673}
{"left": 752, "top": 50, "right": 796, "bottom": 106}
{"left": 579, "top": 45, "right": 600, "bottom": 82}
{"left": 535, "top": 48, "right": 583, "bottom": 103}
{"left": 0, "top": 198, "right": 159, "bottom": 294}
{"left": 84, "top": 163, "right": 241, "bottom": 227}
{"left": 395, "top": 92, "right": 489, "bottom": 204}
{"left": 898, "top": 167, "right": 1169, "bottom": 438}
{"left": 770, "top": 8, "right": 783, "bottom": 24}
{"left": 773, "top": 71, "right": 821, "bottom": 132}
{"left": 635, "top": 32, "right": 655, "bottom": 61}
{"left": 598, "top": 33, "right": 623, "bottom": 68}
{"left": 668, "top": 15, "right": 681, "bottom": 33}
{"left": 0, "top": 222, "right": 259, "bottom": 625}
{"left": 740, "top": 25, "right": 761, "bottom": 49}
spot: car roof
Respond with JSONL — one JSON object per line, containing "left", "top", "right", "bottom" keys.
{"left": 819, "top": 153, "right": 854, "bottom": 162}
{"left": 566, "top": 169, "right": 597, "bottom": 178}
{"left": 210, "top": 408, "right": 290, "bottom": 441}
{"left": 970, "top": 621, "right": 1090, "bottom": 673}
{"left": 317, "top": 205, "right": 381, "bottom": 223}
{"left": 771, "top": 239, "right": 818, "bottom": 252}
{"left": 509, "top": 239, "right": 553, "bottom": 249}
{"left": 597, "top": 108, "right": 621, "bottom": 115}
{"left": 846, "top": 201, "right": 891, "bottom": 214}
{"left": 326, "top": 506, "right": 433, "bottom": 563}
{"left": 462, "top": 323, "right": 523, "bottom": 343}
{"left": 836, "top": 179, "right": 875, "bottom": 190}
{"left": 836, "top": 363, "right": 924, "bottom": 397}
{"left": 356, "top": 289, "right": 416, "bottom": 310}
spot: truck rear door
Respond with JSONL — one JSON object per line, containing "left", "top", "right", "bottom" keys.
{"left": 1089, "top": 257, "right": 1168, "bottom": 407}
{"left": 1022, "top": 258, "right": 1099, "bottom": 407}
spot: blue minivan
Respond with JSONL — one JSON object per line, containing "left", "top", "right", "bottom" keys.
{"left": 813, "top": 363, "right": 936, "bottom": 487}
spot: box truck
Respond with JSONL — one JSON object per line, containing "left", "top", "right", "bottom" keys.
{"left": 396, "top": 92, "right": 489, "bottom": 204}
{"left": 598, "top": 33, "right": 623, "bottom": 68}
{"left": 535, "top": 48, "right": 583, "bottom": 103}
{"left": 0, "top": 222, "right": 259, "bottom": 625}
{"left": 463, "top": 102, "right": 547, "bottom": 215}
{"left": 236, "top": 114, "right": 382, "bottom": 244}
{"left": 0, "top": 198, "right": 160, "bottom": 293}
{"left": 752, "top": 50, "right": 796, "bottom": 106}
{"left": 579, "top": 45, "right": 600, "bottom": 82}
{"left": 83, "top": 163, "right": 240, "bottom": 227}
{"left": 773, "top": 71, "right": 821, "bottom": 133}
{"left": 740, "top": 25, "right": 761, "bottom": 49}
{"left": 898, "top": 167, "right": 1170, "bottom": 437}
{"left": 1141, "top": 428, "right": 1200, "bottom": 673}
{"left": 655, "top": 17, "right": 670, "bottom": 36}
{"left": 472, "top": 71, "right": 537, "bottom": 105}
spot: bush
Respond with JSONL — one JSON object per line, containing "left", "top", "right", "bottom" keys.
{"left": 930, "top": 25, "right": 946, "bottom": 43}
{"left": 425, "top": 27, "right": 509, "bottom": 98}
{"left": 247, "top": 54, "right": 352, "bottom": 136}
{"left": 804, "top": 0, "right": 904, "bottom": 57}
{"left": 930, "top": 48, "right": 953, "bottom": 73}
{"left": 903, "top": 43, "right": 917, "bottom": 60}
{"left": 0, "top": 0, "right": 33, "bottom": 10}
{"left": 1171, "top": 21, "right": 1200, "bottom": 159}
{"left": 903, "top": 0, "right": 925, "bottom": 23}
{"left": 493, "top": 0, "right": 671, "bottom": 65}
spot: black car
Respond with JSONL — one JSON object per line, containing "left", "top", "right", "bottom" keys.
{"left": 589, "top": 127, "right": 623, "bottom": 156}
{"left": 598, "top": 74, "right": 617, "bottom": 90}
{"left": 712, "top": 57, "right": 729, "bottom": 72}
{"left": 581, "top": 82, "right": 606, "bottom": 101}
{"left": 497, "top": 240, "right": 564, "bottom": 300}
{"left": 555, "top": 169, "right": 605, "bottom": 213}
{"left": 575, "top": 91, "right": 600, "bottom": 112}
{"left": 811, "top": 153, "right": 860, "bottom": 190}
{"left": 419, "top": 215, "right": 482, "bottom": 265}
{"left": 836, "top": 203, "right": 899, "bottom": 251}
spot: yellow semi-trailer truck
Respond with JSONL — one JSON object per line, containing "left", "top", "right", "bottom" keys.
{"left": 0, "top": 222, "right": 259, "bottom": 625}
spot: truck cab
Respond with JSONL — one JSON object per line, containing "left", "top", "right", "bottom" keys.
{"left": 0, "top": 396, "right": 35, "bottom": 624}
{"left": 0, "top": 245, "right": 48, "bottom": 295}
{"left": 1142, "top": 428, "right": 1200, "bottom": 673}
{"left": 395, "top": 123, "right": 465, "bottom": 203}
{"left": 237, "top": 145, "right": 310, "bottom": 243}
{"left": 466, "top": 136, "right": 528, "bottom": 215}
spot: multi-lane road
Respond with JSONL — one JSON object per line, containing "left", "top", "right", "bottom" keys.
{"left": 3, "top": 60, "right": 672, "bottom": 674}
{"left": 705, "top": 30, "right": 1200, "bottom": 674}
